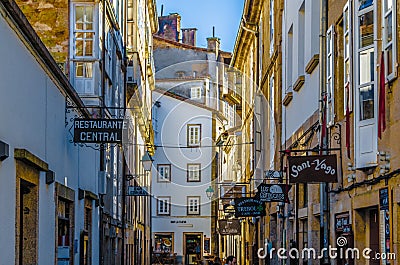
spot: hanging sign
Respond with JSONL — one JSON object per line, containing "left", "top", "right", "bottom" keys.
{"left": 265, "top": 170, "right": 283, "bottom": 179}
{"left": 218, "top": 219, "right": 241, "bottom": 235}
{"left": 288, "top": 154, "right": 338, "bottom": 183}
{"left": 255, "top": 184, "right": 292, "bottom": 203}
{"left": 234, "top": 197, "right": 266, "bottom": 217}
{"left": 127, "top": 186, "right": 149, "bottom": 196}
{"left": 379, "top": 187, "right": 391, "bottom": 264}
{"left": 73, "top": 118, "right": 127, "bottom": 143}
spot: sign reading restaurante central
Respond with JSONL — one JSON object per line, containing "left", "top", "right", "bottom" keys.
{"left": 74, "top": 118, "right": 127, "bottom": 143}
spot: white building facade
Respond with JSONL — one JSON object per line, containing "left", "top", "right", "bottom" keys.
{"left": 0, "top": 1, "right": 100, "bottom": 264}
{"left": 151, "top": 88, "right": 215, "bottom": 265}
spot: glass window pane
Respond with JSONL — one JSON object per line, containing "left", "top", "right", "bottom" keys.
{"left": 359, "top": 48, "right": 374, "bottom": 84}
{"left": 360, "top": 85, "right": 374, "bottom": 120}
{"left": 75, "top": 40, "right": 83, "bottom": 56}
{"left": 359, "top": 10, "right": 374, "bottom": 48}
{"left": 359, "top": 0, "right": 373, "bottom": 10}
{"left": 85, "top": 63, "right": 93, "bottom": 78}
{"left": 345, "top": 60, "right": 350, "bottom": 83}
{"left": 384, "top": 0, "right": 393, "bottom": 12}
{"left": 344, "top": 9, "right": 349, "bottom": 32}
{"left": 386, "top": 44, "right": 393, "bottom": 76}
{"left": 75, "top": 6, "right": 84, "bottom": 24}
{"left": 85, "top": 6, "right": 93, "bottom": 23}
{"left": 385, "top": 13, "right": 393, "bottom": 43}
{"left": 345, "top": 35, "right": 349, "bottom": 58}
{"left": 85, "top": 40, "right": 93, "bottom": 56}
{"left": 76, "top": 63, "right": 84, "bottom": 77}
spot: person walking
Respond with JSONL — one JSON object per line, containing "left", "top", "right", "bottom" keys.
{"left": 225, "top": 255, "right": 237, "bottom": 265}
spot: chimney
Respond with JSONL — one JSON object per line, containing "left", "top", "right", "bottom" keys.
{"left": 207, "top": 37, "right": 220, "bottom": 56}
{"left": 182, "top": 28, "right": 197, "bottom": 46}
{"left": 156, "top": 13, "right": 181, "bottom": 42}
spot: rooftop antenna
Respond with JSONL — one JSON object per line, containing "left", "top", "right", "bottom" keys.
{"left": 213, "top": 26, "right": 215, "bottom": 38}
{"left": 161, "top": 4, "right": 164, "bottom": 16}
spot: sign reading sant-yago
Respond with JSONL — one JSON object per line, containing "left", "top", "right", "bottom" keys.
{"left": 288, "top": 154, "right": 338, "bottom": 183}
{"left": 74, "top": 119, "right": 127, "bottom": 143}
{"left": 256, "top": 184, "right": 292, "bottom": 203}
{"left": 234, "top": 197, "right": 266, "bottom": 218}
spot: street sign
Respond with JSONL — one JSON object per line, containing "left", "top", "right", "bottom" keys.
{"left": 73, "top": 118, "right": 127, "bottom": 143}
{"left": 265, "top": 170, "right": 282, "bottom": 179}
{"left": 288, "top": 154, "right": 338, "bottom": 183}
{"left": 127, "top": 186, "right": 149, "bottom": 196}
{"left": 255, "top": 184, "right": 292, "bottom": 203}
{"left": 234, "top": 197, "right": 266, "bottom": 218}
{"left": 218, "top": 219, "right": 241, "bottom": 235}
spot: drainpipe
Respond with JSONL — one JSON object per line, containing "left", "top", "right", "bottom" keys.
{"left": 319, "top": 0, "right": 329, "bottom": 264}
{"left": 99, "top": 0, "right": 107, "bottom": 264}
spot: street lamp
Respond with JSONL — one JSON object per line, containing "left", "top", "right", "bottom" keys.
{"left": 206, "top": 186, "right": 214, "bottom": 200}
{"left": 141, "top": 151, "right": 153, "bottom": 172}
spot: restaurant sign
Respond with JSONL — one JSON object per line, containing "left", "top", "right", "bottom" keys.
{"left": 255, "top": 184, "right": 292, "bottom": 203}
{"left": 218, "top": 219, "right": 241, "bottom": 235}
{"left": 74, "top": 119, "right": 127, "bottom": 143}
{"left": 234, "top": 197, "right": 266, "bottom": 218}
{"left": 288, "top": 154, "right": 338, "bottom": 183}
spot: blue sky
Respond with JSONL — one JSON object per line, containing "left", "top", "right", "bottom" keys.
{"left": 155, "top": 0, "right": 245, "bottom": 52}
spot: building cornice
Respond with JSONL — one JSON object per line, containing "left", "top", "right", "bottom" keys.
{"left": 231, "top": 0, "right": 263, "bottom": 70}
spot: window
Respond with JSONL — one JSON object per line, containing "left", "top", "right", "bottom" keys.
{"left": 383, "top": 0, "right": 397, "bottom": 80}
{"left": 157, "top": 164, "right": 171, "bottom": 182}
{"left": 187, "top": 164, "right": 201, "bottom": 182}
{"left": 190, "top": 87, "right": 201, "bottom": 99}
{"left": 343, "top": 2, "right": 352, "bottom": 114}
{"left": 298, "top": 2, "right": 305, "bottom": 75}
{"left": 187, "top": 124, "right": 201, "bottom": 147}
{"left": 74, "top": 5, "right": 94, "bottom": 57}
{"left": 80, "top": 199, "right": 92, "bottom": 265}
{"left": 75, "top": 62, "right": 94, "bottom": 94}
{"left": 187, "top": 196, "right": 200, "bottom": 215}
{"left": 358, "top": 5, "right": 374, "bottom": 121}
{"left": 354, "top": 0, "right": 377, "bottom": 168}
{"left": 157, "top": 197, "right": 171, "bottom": 215}
{"left": 326, "top": 25, "right": 335, "bottom": 126}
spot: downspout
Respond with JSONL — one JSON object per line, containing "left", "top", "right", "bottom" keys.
{"left": 99, "top": 1, "right": 107, "bottom": 264}
{"left": 319, "top": 0, "right": 329, "bottom": 265}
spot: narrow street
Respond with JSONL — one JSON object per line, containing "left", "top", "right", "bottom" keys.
{"left": 0, "top": 0, "right": 399, "bottom": 264}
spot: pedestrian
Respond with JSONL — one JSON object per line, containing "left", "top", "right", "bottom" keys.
{"left": 225, "top": 255, "right": 237, "bottom": 265}
{"left": 213, "top": 257, "right": 222, "bottom": 265}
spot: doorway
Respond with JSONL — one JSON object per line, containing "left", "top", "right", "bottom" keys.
{"left": 369, "top": 209, "right": 379, "bottom": 265}
{"left": 18, "top": 179, "right": 38, "bottom": 265}
{"left": 184, "top": 233, "right": 202, "bottom": 265}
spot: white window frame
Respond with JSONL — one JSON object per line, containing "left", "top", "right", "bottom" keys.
{"left": 354, "top": 0, "right": 378, "bottom": 168}
{"left": 187, "top": 196, "right": 200, "bottom": 215}
{"left": 187, "top": 124, "right": 201, "bottom": 147}
{"left": 187, "top": 164, "right": 201, "bottom": 182}
{"left": 343, "top": 2, "right": 353, "bottom": 114}
{"left": 383, "top": 0, "right": 397, "bottom": 81}
{"left": 157, "top": 164, "right": 171, "bottom": 182}
{"left": 269, "top": 74, "right": 275, "bottom": 169}
{"left": 73, "top": 4, "right": 95, "bottom": 58}
{"left": 190, "top": 87, "right": 202, "bottom": 99}
{"left": 326, "top": 25, "right": 335, "bottom": 127}
{"left": 157, "top": 196, "right": 171, "bottom": 216}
